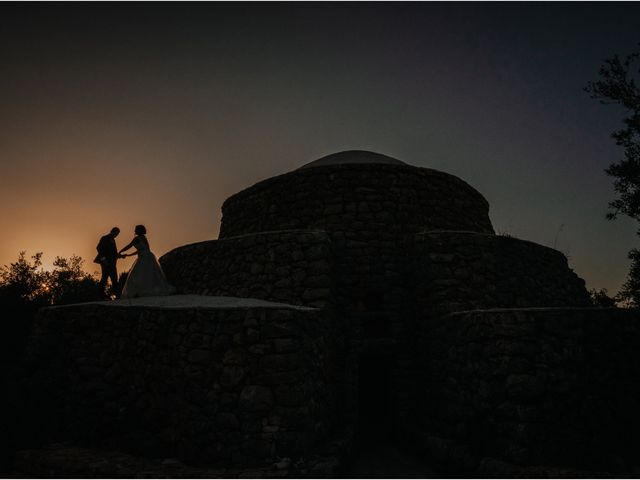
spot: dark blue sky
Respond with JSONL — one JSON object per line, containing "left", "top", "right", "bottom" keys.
{"left": 1, "top": 3, "right": 639, "bottom": 293}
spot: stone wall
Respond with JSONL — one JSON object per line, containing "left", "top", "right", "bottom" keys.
{"left": 160, "top": 231, "right": 332, "bottom": 308}
{"left": 159, "top": 230, "right": 591, "bottom": 447}
{"left": 25, "top": 300, "right": 336, "bottom": 467}
{"left": 219, "top": 164, "right": 494, "bottom": 239}
{"left": 21, "top": 155, "right": 626, "bottom": 476}
{"left": 158, "top": 226, "right": 416, "bottom": 440}
{"left": 214, "top": 162, "right": 496, "bottom": 436}
{"left": 419, "top": 307, "right": 640, "bottom": 473}
{"left": 412, "top": 231, "right": 591, "bottom": 317}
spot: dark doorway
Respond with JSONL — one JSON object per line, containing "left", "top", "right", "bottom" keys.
{"left": 342, "top": 352, "right": 441, "bottom": 478}
{"left": 357, "top": 352, "right": 392, "bottom": 437}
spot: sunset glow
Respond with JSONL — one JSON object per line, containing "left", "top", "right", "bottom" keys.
{"left": 2, "top": 3, "right": 640, "bottom": 294}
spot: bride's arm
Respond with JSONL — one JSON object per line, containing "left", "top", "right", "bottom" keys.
{"left": 119, "top": 238, "right": 136, "bottom": 255}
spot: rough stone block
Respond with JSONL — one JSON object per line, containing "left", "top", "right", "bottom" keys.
{"left": 187, "top": 349, "right": 211, "bottom": 364}
{"left": 240, "top": 385, "right": 274, "bottom": 412}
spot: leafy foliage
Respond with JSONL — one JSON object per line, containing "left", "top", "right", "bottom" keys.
{"left": 0, "top": 252, "right": 100, "bottom": 361}
{"left": 587, "top": 48, "right": 640, "bottom": 305}
{"left": 0, "top": 251, "right": 100, "bottom": 306}
{"left": 589, "top": 288, "right": 617, "bottom": 308}
{"left": 47, "top": 255, "right": 101, "bottom": 305}
{"left": 0, "top": 252, "right": 49, "bottom": 306}
{"left": 616, "top": 248, "right": 640, "bottom": 307}
{"left": 586, "top": 49, "right": 640, "bottom": 222}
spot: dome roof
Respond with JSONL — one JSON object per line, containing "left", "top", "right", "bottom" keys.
{"left": 298, "top": 150, "right": 408, "bottom": 169}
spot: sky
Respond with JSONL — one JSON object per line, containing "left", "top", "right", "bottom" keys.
{"left": 1, "top": 3, "right": 639, "bottom": 294}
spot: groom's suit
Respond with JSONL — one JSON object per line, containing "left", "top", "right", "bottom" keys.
{"left": 95, "top": 234, "right": 121, "bottom": 298}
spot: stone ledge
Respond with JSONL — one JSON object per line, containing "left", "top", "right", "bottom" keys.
{"left": 162, "top": 229, "right": 329, "bottom": 257}
{"left": 11, "top": 444, "right": 343, "bottom": 479}
{"left": 416, "top": 229, "right": 569, "bottom": 259}
{"left": 47, "top": 295, "right": 318, "bottom": 312}
{"left": 12, "top": 445, "right": 286, "bottom": 478}
{"left": 444, "top": 306, "right": 620, "bottom": 316}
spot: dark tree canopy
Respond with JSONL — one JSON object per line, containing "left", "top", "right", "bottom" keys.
{"left": 617, "top": 248, "right": 640, "bottom": 307}
{"left": 589, "top": 288, "right": 617, "bottom": 308}
{"left": 0, "top": 251, "right": 100, "bottom": 360}
{"left": 587, "top": 48, "right": 640, "bottom": 306}
{"left": 0, "top": 252, "right": 49, "bottom": 306}
{"left": 586, "top": 49, "right": 640, "bottom": 223}
{"left": 0, "top": 251, "right": 99, "bottom": 306}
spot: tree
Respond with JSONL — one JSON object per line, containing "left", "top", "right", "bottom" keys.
{"left": 0, "top": 251, "right": 50, "bottom": 306}
{"left": 0, "top": 252, "right": 49, "bottom": 360}
{"left": 0, "top": 252, "right": 100, "bottom": 307}
{"left": 616, "top": 249, "right": 640, "bottom": 307}
{"left": 0, "top": 252, "right": 100, "bottom": 360}
{"left": 586, "top": 49, "right": 640, "bottom": 221}
{"left": 47, "top": 255, "right": 100, "bottom": 305}
{"left": 586, "top": 47, "right": 640, "bottom": 305}
{"left": 589, "top": 288, "right": 617, "bottom": 308}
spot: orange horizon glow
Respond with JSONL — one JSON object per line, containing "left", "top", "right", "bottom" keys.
{"left": 2, "top": 3, "right": 640, "bottom": 297}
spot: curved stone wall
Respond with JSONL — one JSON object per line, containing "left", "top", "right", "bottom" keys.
{"left": 412, "top": 231, "right": 590, "bottom": 317}
{"left": 400, "top": 232, "right": 591, "bottom": 440}
{"left": 26, "top": 299, "right": 336, "bottom": 467}
{"left": 22, "top": 151, "right": 625, "bottom": 476}
{"left": 419, "top": 307, "right": 640, "bottom": 473}
{"left": 160, "top": 230, "right": 332, "bottom": 308}
{"left": 219, "top": 163, "right": 494, "bottom": 239}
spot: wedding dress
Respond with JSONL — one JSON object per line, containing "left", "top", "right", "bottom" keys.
{"left": 121, "top": 236, "right": 175, "bottom": 299}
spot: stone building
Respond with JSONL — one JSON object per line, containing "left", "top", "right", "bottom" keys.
{"left": 25, "top": 151, "right": 640, "bottom": 476}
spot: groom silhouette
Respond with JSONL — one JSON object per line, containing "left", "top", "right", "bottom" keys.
{"left": 95, "top": 227, "right": 124, "bottom": 299}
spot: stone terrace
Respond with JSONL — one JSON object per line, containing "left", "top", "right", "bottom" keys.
{"left": 20, "top": 151, "right": 640, "bottom": 478}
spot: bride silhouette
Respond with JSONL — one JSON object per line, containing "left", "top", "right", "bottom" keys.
{"left": 119, "top": 225, "right": 175, "bottom": 299}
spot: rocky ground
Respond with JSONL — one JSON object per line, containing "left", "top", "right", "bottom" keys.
{"left": 6, "top": 444, "right": 341, "bottom": 479}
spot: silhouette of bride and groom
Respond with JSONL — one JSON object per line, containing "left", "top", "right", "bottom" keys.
{"left": 95, "top": 225, "right": 175, "bottom": 299}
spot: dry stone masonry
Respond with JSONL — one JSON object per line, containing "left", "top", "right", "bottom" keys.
{"left": 420, "top": 308, "right": 640, "bottom": 475}
{"left": 27, "top": 297, "right": 334, "bottom": 468}
{"left": 24, "top": 151, "right": 640, "bottom": 477}
{"left": 160, "top": 231, "right": 332, "bottom": 308}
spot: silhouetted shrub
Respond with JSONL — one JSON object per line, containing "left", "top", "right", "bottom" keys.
{"left": 616, "top": 248, "right": 640, "bottom": 307}
{"left": 0, "top": 252, "right": 100, "bottom": 360}
{"left": 589, "top": 288, "right": 617, "bottom": 308}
